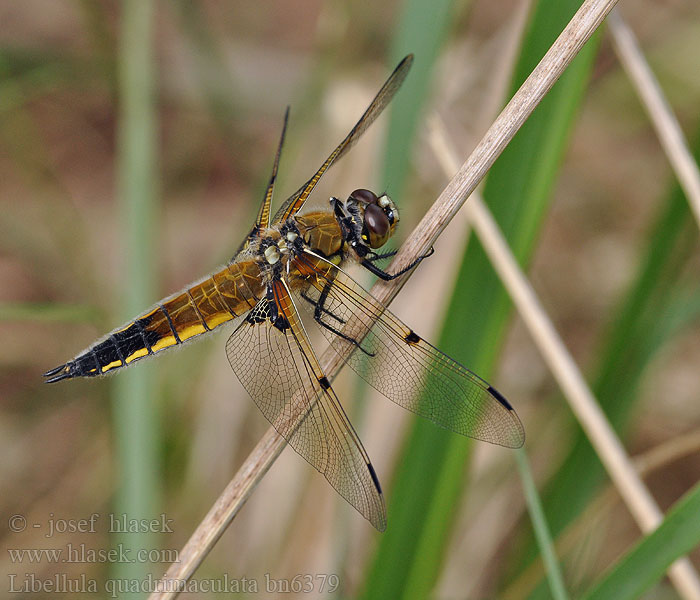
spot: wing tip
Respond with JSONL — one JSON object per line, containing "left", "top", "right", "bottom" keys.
{"left": 373, "top": 515, "right": 388, "bottom": 532}
{"left": 487, "top": 386, "right": 526, "bottom": 449}
{"left": 508, "top": 427, "right": 526, "bottom": 449}
{"left": 367, "top": 462, "right": 387, "bottom": 531}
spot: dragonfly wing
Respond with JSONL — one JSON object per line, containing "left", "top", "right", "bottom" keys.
{"left": 258, "top": 106, "right": 290, "bottom": 230}
{"left": 273, "top": 55, "right": 413, "bottom": 222}
{"left": 234, "top": 107, "right": 291, "bottom": 257}
{"left": 292, "top": 252, "right": 525, "bottom": 449}
{"left": 225, "top": 278, "right": 387, "bottom": 530}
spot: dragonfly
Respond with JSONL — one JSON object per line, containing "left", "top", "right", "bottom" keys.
{"left": 44, "top": 55, "right": 524, "bottom": 531}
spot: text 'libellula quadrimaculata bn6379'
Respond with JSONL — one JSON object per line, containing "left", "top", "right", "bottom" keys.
{"left": 45, "top": 55, "right": 524, "bottom": 531}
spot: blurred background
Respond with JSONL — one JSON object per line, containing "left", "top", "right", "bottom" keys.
{"left": 2, "top": 0, "right": 700, "bottom": 598}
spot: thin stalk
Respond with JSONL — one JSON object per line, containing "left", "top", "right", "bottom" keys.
{"left": 504, "top": 427, "right": 700, "bottom": 599}
{"left": 515, "top": 450, "right": 569, "bottom": 600}
{"left": 113, "top": 0, "right": 160, "bottom": 591}
{"left": 608, "top": 10, "right": 700, "bottom": 231}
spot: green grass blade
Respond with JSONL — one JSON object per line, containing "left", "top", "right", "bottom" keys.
{"left": 516, "top": 450, "right": 569, "bottom": 600}
{"left": 382, "top": 0, "right": 455, "bottom": 201}
{"left": 363, "top": 1, "right": 600, "bottom": 598}
{"left": 0, "top": 302, "right": 101, "bottom": 323}
{"left": 581, "top": 480, "right": 700, "bottom": 600}
{"left": 169, "top": 0, "right": 244, "bottom": 147}
{"left": 112, "top": 0, "right": 160, "bottom": 591}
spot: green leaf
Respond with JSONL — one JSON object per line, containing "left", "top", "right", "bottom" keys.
{"left": 382, "top": 0, "right": 455, "bottom": 201}
{"left": 581, "top": 480, "right": 700, "bottom": 600}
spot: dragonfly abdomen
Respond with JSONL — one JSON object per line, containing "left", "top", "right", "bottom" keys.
{"left": 44, "top": 261, "right": 263, "bottom": 383}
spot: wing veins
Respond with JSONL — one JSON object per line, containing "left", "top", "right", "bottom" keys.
{"left": 293, "top": 252, "right": 525, "bottom": 448}
{"left": 274, "top": 280, "right": 384, "bottom": 519}
{"left": 274, "top": 55, "right": 413, "bottom": 222}
{"left": 225, "top": 280, "right": 386, "bottom": 528}
{"left": 301, "top": 253, "right": 489, "bottom": 391}
{"left": 273, "top": 280, "right": 371, "bottom": 466}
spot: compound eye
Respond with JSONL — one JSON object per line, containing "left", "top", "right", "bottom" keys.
{"left": 350, "top": 188, "right": 378, "bottom": 205}
{"left": 364, "top": 203, "right": 390, "bottom": 248}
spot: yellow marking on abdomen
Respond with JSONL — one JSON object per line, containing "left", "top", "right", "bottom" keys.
{"left": 203, "top": 311, "right": 233, "bottom": 329}
{"left": 151, "top": 335, "right": 177, "bottom": 353}
{"left": 175, "top": 323, "right": 207, "bottom": 342}
{"left": 125, "top": 348, "right": 149, "bottom": 363}
{"left": 101, "top": 360, "right": 122, "bottom": 373}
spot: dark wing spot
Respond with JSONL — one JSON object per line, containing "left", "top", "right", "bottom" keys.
{"left": 487, "top": 385, "right": 514, "bottom": 411}
{"left": 368, "top": 462, "right": 382, "bottom": 493}
{"left": 246, "top": 300, "right": 270, "bottom": 325}
{"left": 246, "top": 311, "right": 266, "bottom": 325}
{"left": 404, "top": 330, "right": 421, "bottom": 345}
{"left": 318, "top": 376, "right": 331, "bottom": 390}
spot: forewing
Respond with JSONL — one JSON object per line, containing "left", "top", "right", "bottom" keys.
{"left": 273, "top": 55, "right": 413, "bottom": 223}
{"left": 258, "top": 106, "right": 290, "bottom": 230}
{"left": 234, "top": 107, "right": 291, "bottom": 256}
{"left": 293, "top": 253, "right": 525, "bottom": 449}
{"left": 225, "top": 279, "right": 387, "bottom": 530}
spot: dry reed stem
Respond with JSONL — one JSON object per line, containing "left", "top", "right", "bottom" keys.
{"left": 608, "top": 10, "right": 700, "bottom": 231}
{"left": 150, "top": 0, "right": 620, "bottom": 597}
{"left": 428, "top": 116, "right": 700, "bottom": 600}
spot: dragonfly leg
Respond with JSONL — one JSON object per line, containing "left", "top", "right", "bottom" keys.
{"left": 366, "top": 249, "right": 398, "bottom": 261}
{"left": 307, "top": 281, "right": 375, "bottom": 357}
{"left": 300, "top": 290, "right": 345, "bottom": 324}
{"left": 360, "top": 246, "right": 435, "bottom": 281}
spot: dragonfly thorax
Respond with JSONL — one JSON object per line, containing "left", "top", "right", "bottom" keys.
{"left": 251, "top": 223, "right": 311, "bottom": 283}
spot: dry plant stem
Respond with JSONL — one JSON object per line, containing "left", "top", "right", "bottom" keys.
{"left": 634, "top": 428, "right": 700, "bottom": 475}
{"left": 608, "top": 10, "right": 700, "bottom": 231}
{"left": 149, "top": 429, "right": 285, "bottom": 599}
{"left": 150, "top": 0, "right": 619, "bottom": 597}
{"left": 428, "top": 118, "right": 700, "bottom": 599}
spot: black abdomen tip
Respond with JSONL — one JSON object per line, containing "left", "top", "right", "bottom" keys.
{"left": 43, "top": 363, "right": 74, "bottom": 383}
{"left": 44, "top": 351, "right": 103, "bottom": 383}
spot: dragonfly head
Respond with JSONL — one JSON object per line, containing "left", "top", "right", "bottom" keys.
{"left": 335, "top": 188, "right": 399, "bottom": 254}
